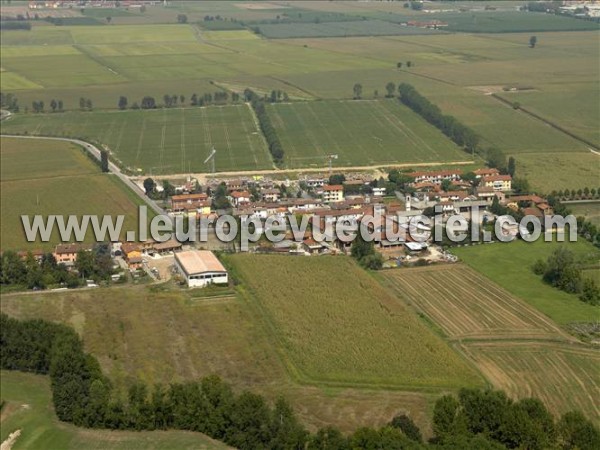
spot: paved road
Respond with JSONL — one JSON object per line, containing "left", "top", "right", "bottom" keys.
{"left": 1, "top": 134, "right": 172, "bottom": 226}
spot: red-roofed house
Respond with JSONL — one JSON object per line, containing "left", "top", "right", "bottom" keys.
{"left": 482, "top": 174, "right": 512, "bottom": 192}
{"left": 322, "top": 185, "right": 344, "bottom": 203}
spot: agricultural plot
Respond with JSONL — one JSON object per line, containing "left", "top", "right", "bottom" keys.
{"left": 458, "top": 342, "right": 600, "bottom": 421}
{"left": 229, "top": 254, "right": 483, "bottom": 389}
{"left": 267, "top": 99, "right": 469, "bottom": 168}
{"left": 255, "top": 19, "right": 439, "bottom": 39}
{"left": 382, "top": 265, "right": 569, "bottom": 341}
{"left": 0, "top": 371, "right": 229, "bottom": 450}
{"left": 0, "top": 285, "right": 436, "bottom": 434}
{"left": 0, "top": 137, "right": 147, "bottom": 251}
{"left": 452, "top": 239, "right": 600, "bottom": 325}
{"left": 568, "top": 202, "right": 600, "bottom": 227}
{"left": 514, "top": 152, "right": 600, "bottom": 193}
{"left": 1, "top": 106, "right": 272, "bottom": 173}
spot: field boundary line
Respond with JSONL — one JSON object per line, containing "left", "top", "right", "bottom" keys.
{"left": 490, "top": 93, "right": 600, "bottom": 150}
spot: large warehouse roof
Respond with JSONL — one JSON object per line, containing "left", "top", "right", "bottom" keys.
{"left": 175, "top": 250, "right": 226, "bottom": 275}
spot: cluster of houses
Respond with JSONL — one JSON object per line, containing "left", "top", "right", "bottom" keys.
{"left": 6, "top": 167, "right": 556, "bottom": 288}
{"left": 29, "top": 1, "right": 155, "bottom": 9}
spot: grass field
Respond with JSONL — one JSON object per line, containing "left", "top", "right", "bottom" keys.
{"left": 514, "top": 152, "right": 600, "bottom": 193}
{"left": 568, "top": 202, "right": 600, "bottom": 227}
{"left": 1, "top": 106, "right": 272, "bottom": 173}
{"left": 0, "top": 137, "right": 148, "bottom": 251}
{"left": 0, "top": 371, "right": 229, "bottom": 450}
{"left": 255, "top": 19, "right": 440, "bottom": 39}
{"left": 458, "top": 342, "right": 600, "bottom": 421}
{"left": 452, "top": 240, "right": 600, "bottom": 325}
{"left": 268, "top": 99, "right": 470, "bottom": 168}
{"left": 228, "top": 254, "right": 483, "bottom": 389}
{"left": 0, "top": 284, "right": 438, "bottom": 434}
{"left": 381, "top": 265, "right": 570, "bottom": 341}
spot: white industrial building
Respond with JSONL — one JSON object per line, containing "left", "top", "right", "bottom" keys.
{"left": 174, "top": 250, "right": 228, "bottom": 288}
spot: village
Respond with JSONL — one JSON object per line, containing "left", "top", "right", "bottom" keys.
{"left": 6, "top": 165, "right": 566, "bottom": 291}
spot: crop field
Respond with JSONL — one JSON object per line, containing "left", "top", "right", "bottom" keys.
{"left": 255, "top": 19, "right": 439, "bottom": 39}
{"left": 452, "top": 240, "right": 600, "bottom": 325}
{"left": 0, "top": 371, "right": 229, "bottom": 450}
{"left": 268, "top": 99, "right": 470, "bottom": 168}
{"left": 568, "top": 202, "right": 600, "bottom": 227}
{"left": 458, "top": 342, "right": 600, "bottom": 421}
{"left": 229, "top": 254, "right": 483, "bottom": 389}
{"left": 0, "top": 137, "right": 148, "bottom": 251}
{"left": 381, "top": 265, "right": 569, "bottom": 341}
{"left": 1, "top": 106, "right": 272, "bottom": 173}
{"left": 0, "top": 285, "right": 437, "bottom": 434}
{"left": 514, "top": 152, "right": 600, "bottom": 193}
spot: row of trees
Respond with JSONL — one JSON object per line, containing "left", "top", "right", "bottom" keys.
{"left": 351, "top": 234, "right": 384, "bottom": 270}
{"left": 552, "top": 187, "right": 600, "bottom": 200}
{"left": 398, "top": 83, "right": 479, "bottom": 153}
{"left": 31, "top": 99, "right": 64, "bottom": 113}
{"left": 119, "top": 91, "right": 243, "bottom": 110}
{"left": 0, "top": 244, "right": 114, "bottom": 290}
{"left": 532, "top": 247, "right": 599, "bottom": 305}
{"left": 2, "top": 313, "right": 598, "bottom": 449}
{"left": 246, "top": 88, "right": 285, "bottom": 165}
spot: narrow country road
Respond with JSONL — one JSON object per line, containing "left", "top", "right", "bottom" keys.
{"left": 1, "top": 134, "right": 171, "bottom": 226}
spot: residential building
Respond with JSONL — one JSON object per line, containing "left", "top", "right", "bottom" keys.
{"left": 53, "top": 243, "right": 92, "bottom": 265}
{"left": 171, "top": 193, "right": 209, "bottom": 212}
{"left": 322, "top": 185, "right": 344, "bottom": 203}
{"left": 482, "top": 174, "right": 512, "bottom": 192}
{"left": 409, "top": 169, "right": 463, "bottom": 184}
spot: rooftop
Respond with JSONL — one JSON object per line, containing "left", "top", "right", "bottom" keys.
{"left": 175, "top": 250, "right": 226, "bottom": 275}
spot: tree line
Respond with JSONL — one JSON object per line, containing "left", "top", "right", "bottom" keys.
{"left": 245, "top": 88, "right": 285, "bottom": 165}
{"left": 0, "top": 244, "right": 116, "bottom": 291}
{"left": 0, "top": 92, "right": 19, "bottom": 112}
{"left": 2, "top": 314, "right": 599, "bottom": 449}
{"left": 398, "top": 83, "right": 479, "bottom": 154}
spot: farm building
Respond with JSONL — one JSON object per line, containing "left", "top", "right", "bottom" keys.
{"left": 174, "top": 250, "right": 228, "bottom": 288}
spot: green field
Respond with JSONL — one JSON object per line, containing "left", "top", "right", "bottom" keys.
{"left": 514, "top": 152, "right": 600, "bottom": 193}
{"left": 0, "top": 137, "right": 148, "bottom": 251}
{"left": 255, "top": 19, "right": 440, "bottom": 39}
{"left": 0, "top": 371, "right": 229, "bottom": 450}
{"left": 452, "top": 240, "right": 600, "bottom": 325}
{"left": 229, "top": 254, "right": 483, "bottom": 389}
{"left": 268, "top": 99, "right": 470, "bottom": 168}
{"left": 1, "top": 106, "right": 272, "bottom": 173}
{"left": 568, "top": 202, "right": 600, "bottom": 227}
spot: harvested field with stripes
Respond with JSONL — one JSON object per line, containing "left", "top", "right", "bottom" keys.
{"left": 382, "top": 263, "right": 599, "bottom": 422}
{"left": 458, "top": 341, "right": 600, "bottom": 421}
{"left": 382, "top": 265, "right": 570, "bottom": 341}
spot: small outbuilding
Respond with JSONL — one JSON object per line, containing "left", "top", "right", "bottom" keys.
{"left": 174, "top": 250, "right": 228, "bottom": 288}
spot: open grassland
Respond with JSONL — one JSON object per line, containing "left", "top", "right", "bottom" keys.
{"left": 1, "top": 106, "right": 272, "bottom": 173}
{"left": 458, "top": 342, "right": 600, "bottom": 421}
{"left": 228, "top": 254, "right": 483, "bottom": 389}
{"left": 0, "top": 137, "right": 147, "bottom": 251}
{"left": 268, "top": 99, "right": 469, "bottom": 168}
{"left": 514, "top": 152, "right": 600, "bottom": 193}
{"left": 0, "top": 371, "right": 229, "bottom": 450}
{"left": 380, "top": 265, "right": 570, "bottom": 341}
{"left": 568, "top": 202, "right": 600, "bottom": 227}
{"left": 0, "top": 285, "right": 437, "bottom": 434}
{"left": 452, "top": 240, "right": 600, "bottom": 325}
{"left": 497, "top": 82, "right": 600, "bottom": 147}
{"left": 255, "top": 19, "right": 440, "bottom": 39}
